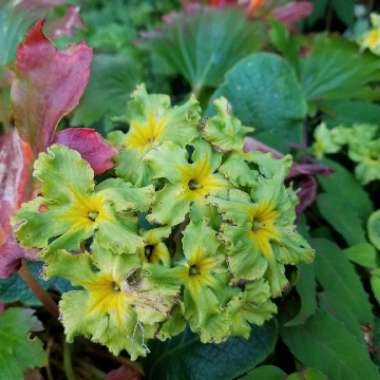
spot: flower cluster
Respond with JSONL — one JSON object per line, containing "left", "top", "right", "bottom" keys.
{"left": 313, "top": 122, "right": 380, "bottom": 184}
{"left": 13, "top": 85, "right": 314, "bottom": 359}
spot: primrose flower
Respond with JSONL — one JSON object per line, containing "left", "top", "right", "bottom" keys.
{"left": 13, "top": 145, "right": 154, "bottom": 253}
{"left": 138, "top": 226, "right": 171, "bottom": 266}
{"left": 146, "top": 140, "right": 229, "bottom": 226}
{"left": 44, "top": 240, "right": 180, "bottom": 359}
{"left": 175, "top": 220, "right": 234, "bottom": 343}
{"left": 109, "top": 84, "right": 201, "bottom": 186}
{"left": 201, "top": 97, "right": 251, "bottom": 153}
{"left": 213, "top": 152, "right": 314, "bottom": 296}
{"left": 226, "top": 279, "right": 277, "bottom": 338}
{"left": 313, "top": 123, "right": 380, "bottom": 185}
{"left": 312, "top": 123, "right": 342, "bottom": 159}
{"left": 359, "top": 13, "right": 380, "bottom": 55}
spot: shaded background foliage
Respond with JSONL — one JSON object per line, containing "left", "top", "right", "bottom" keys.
{"left": 2, "top": 0, "right": 380, "bottom": 379}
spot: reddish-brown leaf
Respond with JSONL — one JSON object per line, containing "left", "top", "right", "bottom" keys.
{"left": 105, "top": 365, "right": 142, "bottom": 380}
{"left": 53, "top": 128, "right": 116, "bottom": 175}
{"left": 11, "top": 19, "right": 92, "bottom": 156}
{"left": 0, "top": 129, "right": 35, "bottom": 278}
{"left": 272, "top": 1, "right": 313, "bottom": 27}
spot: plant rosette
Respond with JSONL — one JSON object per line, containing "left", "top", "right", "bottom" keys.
{"left": 13, "top": 85, "right": 314, "bottom": 360}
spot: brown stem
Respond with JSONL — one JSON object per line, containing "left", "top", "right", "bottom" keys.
{"left": 18, "top": 260, "right": 59, "bottom": 318}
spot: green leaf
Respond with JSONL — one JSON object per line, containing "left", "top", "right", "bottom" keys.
{"left": 370, "top": 269, "right": 380, "bottom": 307}
{"left": 71, "top": 54, "right": 143, "bottom": 127}
{"left": 240, "top": 365, "right": 286, "bottom": 380}
{"left": 281, "top": 310, "right": 380, "bottom": 380}
{"left": 322, "top": 101, "right": 380, "bottom": 127}
{"left": 288, "top": 368, "right": 327, "bottom": 380}
{"left": 300, "top": 35, "right": 380, "bottom": 104}
{"left": 286, "top": 263, "right": 317, "bottom": 326}
{"left": 312, "top": 239, "right": 374, "bottom": 329}
{"left": 344, "top": 243, "right": 378, "bottom": 269}
{"left": 147, "top": 8, "right": 266, "bottom": 92}
{"left": 316, "top": 193, "right": 367, "bottom": 245}
{"left": 332, "top": 0, "right": 355, "bottom": 26}
{"left": 0, "top": 4, "right": 38, "bottom": 66}
{"left": 372, "top": 318, "right": 380, "bottom": 366}
{"left": 210, "top": 53, "right": 307, "bottom": 145}
{"left": 368, "top": 210, "right": 380, "bottom": 251}
{"left": 318, "top": 158, "right": 373, "bottom": 221}
{"left": 0, "top": 308, "right": 46, "bottom": 380}
{"left": 0, "top": 261, "right": 71, "bottom": 306}
{"left": 145, "top": 320, "right": 278, "bottom": 380}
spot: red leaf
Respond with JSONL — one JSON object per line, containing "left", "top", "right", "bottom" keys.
{"left": 272, "top": 1, "right": 313, "bottom": 27}
{"left": 105, "top": 365, "right": 142, "bottom": 380}
{"left": 0, "top": 129, "right": 35, "bottom": 278}
{"left": 11, "top": 19, "right": 93, "bottom": 156}
{"left": 53, "top": 128, "right": 116, "bottom": 174}
{"left": 46, "top": 5, "right": 84, "bottom": 40}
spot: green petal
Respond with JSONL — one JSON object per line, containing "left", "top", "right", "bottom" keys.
{"left": 13, "top": 197, "right": 71, "bottom": 249}
{"left": 246, "top": 150, "right": 292, "bottom": 180}
{"left": 60, "top": 291, "right": 152, "bottom": 359}
{"left": 145, "top": 142, "right": 187, "bottom": 183}
{"left": 125, "top": 84, "right": 201, "bottom": 148}
{"left": 114, "top": 147, "right": 152, "bottom": 186}
{"left": 220, "top": 223, "right": 268, "bottom": 281}
{"left": 34, "top": 144, "right": 94, "bottom": 204}
{"left": 96, "top": 215, "right": 144, "bottom": 253}
{"left": 227, "top": 280, "right": 277, "bottom": 338}
{"left": 148, "top": 184, "right": 190, "bottom": 226}
{"left": 43, "top": 250, "right": 96, "bottom": 286}
{"left": 218, "top": 153, "right": 258, "bottom": 188}
{"left": 202, "top": 97, "right": 251, "bottom": 152}
{"left": 97, "top": 178, "right": 155, "bottom": 212}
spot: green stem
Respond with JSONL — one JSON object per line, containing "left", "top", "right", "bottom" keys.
{"left": 63, "top": 342, "right": 76, "bottom": 380}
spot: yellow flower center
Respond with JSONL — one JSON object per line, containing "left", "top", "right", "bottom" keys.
{"left": 60, "top": 191, "right": 111, "bottom": 231}
{"left": 179, "top": 248, "right": 216, "bottom": 291}
{"left": 366, "top": 29, "right": 380, "bottom": 49}
{"left": 85, "top": 273, "right": 134, "bottom": 326}
{"left": 248, "top": 201, "right": 280, "bottom": 259}
{"left": 178, "top": 159, "right": 227, "bottom": 201}
{"left": 124, "top": 112, "right": 167, "bottom": 152}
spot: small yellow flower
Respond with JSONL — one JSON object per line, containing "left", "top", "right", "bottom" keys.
{"left": 59, "top": 191, "right": 112, "bottom": 231}
{"left": 85, "top": 273, "right": 134, "bottom": 326}
{"left": 247, "top": 201, "right": 280, "bottom": 259}
{"left": 124, "top": 113, "right": 167, "bottom": 153}
{"left": 177, "top": 159, "right": 228, "bottom": 202}
{"left": 178, "top": 248, "right": 218, "bottom": 292}
{"left": 140, "top": 227, "right": 171, "bottom": 266}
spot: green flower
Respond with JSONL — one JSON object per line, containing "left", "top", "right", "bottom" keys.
{"left": 146, "top": 140, "right": 230, "bottom": 226}
{"left": 175, "top": 219, "right": 234, "bottom": 343}
{"left": 13, "top": 145, "right": 154, "bottom": 253}
{"left": 138, "top": 226, "right": 171, "bottom": 266}
{"left": 109, "top": 84, "right": 201, "bottom": 186}
{"left": 312, "top": 122, "right": 342, "bottom": 159}
{"left": 201, "top": 97, "right": 251, "bottom": 153}
{"left": 213, "top": 152, "right": 314, "bottom": 297}
{"left": 44, "top": 240, "right": 180, "bottom": 359}
{"left": 313, "top": 123, "right": 380, "bottom": 184}
{"left": 359, "top": 13, "right": 380, "bottom": 55}
{"left": 226, "top": 279, "right": 277, "bottom": 338}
